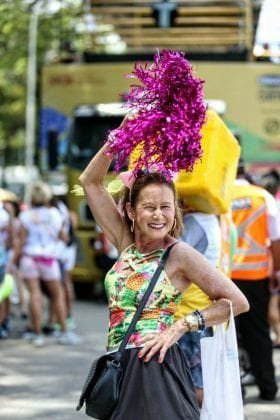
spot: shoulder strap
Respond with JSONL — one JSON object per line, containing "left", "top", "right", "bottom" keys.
{"left": 115, "top": 242, "right": 177, "bottom": 359}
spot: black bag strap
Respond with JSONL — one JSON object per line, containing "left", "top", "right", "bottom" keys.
{"left": 115, "top": 241, "right": 177, "bottom": 359}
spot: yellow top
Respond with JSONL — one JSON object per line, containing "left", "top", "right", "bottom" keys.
{"left": 174, "top": 284, "right": 212, "bottom": 320}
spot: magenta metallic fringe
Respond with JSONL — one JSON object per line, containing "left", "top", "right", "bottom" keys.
{"left": 107, "top": 50, "right": 206, "bottom": 179}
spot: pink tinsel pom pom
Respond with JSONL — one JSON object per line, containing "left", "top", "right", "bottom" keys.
{"left": 107, "top": 50, "right": 206, "bottom": 179}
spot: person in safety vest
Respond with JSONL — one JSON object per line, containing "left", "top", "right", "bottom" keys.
{"left": 231, "top": 159, "right": 280, "bottom": 401}
{"left": 261, "top": 170, "right": 280, "bottom": 349}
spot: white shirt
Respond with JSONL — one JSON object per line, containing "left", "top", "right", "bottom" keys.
{"left": 181, "top": 212, "right": 221, "bottom": 267}
{"left": 20, "top": 206, "right": 63, "bottom": 257}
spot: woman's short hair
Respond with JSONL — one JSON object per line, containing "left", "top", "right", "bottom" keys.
{"left": 121, "top": 172, "right": 183, "bottom": 238}
{"left": 29, "top": 181, "right": 53, "bottom": 207}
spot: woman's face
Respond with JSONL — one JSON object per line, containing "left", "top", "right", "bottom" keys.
{"left": 130, "top": 184, "right": 175, "bottom": 240}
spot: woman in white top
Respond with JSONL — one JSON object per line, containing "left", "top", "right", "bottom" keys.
{"left": 12, "top": 182, "right": 72, "bottom": 346}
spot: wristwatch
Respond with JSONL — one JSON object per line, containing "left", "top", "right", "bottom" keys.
{"left": 182, "top": 313, "right": 200, "bottom": 332}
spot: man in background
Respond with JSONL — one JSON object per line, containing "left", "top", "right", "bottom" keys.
{"left": 231, "top": 159, "right": 280, "bottom": 401}
{"left": 175, "top": 203, "right": 222, "bottom": 406}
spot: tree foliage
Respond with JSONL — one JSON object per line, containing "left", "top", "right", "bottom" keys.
{"left": 0, "top": 0, "right": 83, "bottom": 164}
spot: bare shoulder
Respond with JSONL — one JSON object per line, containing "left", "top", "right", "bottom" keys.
{"left": 165, "top": 241, "right": 199, "bottom": 290}
{"left": 167, "top": 240, "right": 221, "bottom": 293}
{"left": 169, "top": 240, "right": 201, "bottom": 265}
{"left": 167, "top": 240, "right": 249, "bottom": 315}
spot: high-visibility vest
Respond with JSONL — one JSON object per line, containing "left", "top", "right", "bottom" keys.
{"left": 231, "top": 183, "right": 270, "bottom": 280}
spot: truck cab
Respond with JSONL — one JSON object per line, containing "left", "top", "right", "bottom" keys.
{"left": 65, "top": 103, "right": 126, "bottom": 295}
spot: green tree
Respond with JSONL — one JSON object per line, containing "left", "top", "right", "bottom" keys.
{"left": 0, "top": 0, "right": 83, "bottom": 165}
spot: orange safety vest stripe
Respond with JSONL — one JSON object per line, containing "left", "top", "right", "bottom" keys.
{"left": 231, "top": 184, "right": 269, "bottom": 280}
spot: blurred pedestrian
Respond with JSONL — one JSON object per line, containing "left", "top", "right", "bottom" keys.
{"left": 50, "top": 195, "right": 78, "bottom": 330}
{"left": 0, "top": 201, "right": 12, "bottom": 338}
{"left": 4, "top": 199, "right": 28, "bottom": 318}
{"left": 231, "top": 160, "right": 280, "bottom": 400}
{"left": 11, "top": 181, "right": 77, "bottom": 346}
{"left": 261, "top": 169, "right": 280, "bottom": 348}
{"left": 175, "top": 204, "right": 222, "bottom": 406}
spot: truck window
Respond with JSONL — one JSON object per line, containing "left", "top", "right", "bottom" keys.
{"left": 67, "top": 115, "right": 123, "bottom": 169}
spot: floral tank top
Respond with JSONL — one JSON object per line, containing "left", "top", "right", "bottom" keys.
{"left": 104, "top": 243, "right": 182, "bottom": 351}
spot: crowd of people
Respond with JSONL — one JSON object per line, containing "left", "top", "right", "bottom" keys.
{"left": 1, "top": 164, "right": 279, "bottom": 410}
{"left": 0, "top": 181, "right": 81, "bottom": 347}
{"left": 0, "top": 154, "right": 279, "bottom": 415}
{"left": 0, "top": 169, "right": 279, "bottom": 420}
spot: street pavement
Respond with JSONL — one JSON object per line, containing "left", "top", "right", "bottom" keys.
{"left": 0, "top": 300, "right": 279, "bottom": 419}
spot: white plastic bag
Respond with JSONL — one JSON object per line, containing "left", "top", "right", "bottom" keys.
{"left": 200, "top": 303, "right": 244, "bottom": 420}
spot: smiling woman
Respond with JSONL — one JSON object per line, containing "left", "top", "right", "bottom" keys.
{"left": 78, "top": 113, "right": 249, "bottom": 419}
{"left": 121, "top": 172, "right": 183, "bottom": 242}
{"left": 76, "top": 48, "right": 249, "bottom": 420}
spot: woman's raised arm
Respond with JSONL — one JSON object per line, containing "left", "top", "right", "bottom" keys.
{"left": 79, "top": 140, "right": 127, "bottom": 251}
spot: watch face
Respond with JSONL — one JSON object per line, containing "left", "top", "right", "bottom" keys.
{"left": 188, "top": 315, "right": 197, "bottom": 324}
{"left": 185, "top": 314, "right": 199, "bottom": 331}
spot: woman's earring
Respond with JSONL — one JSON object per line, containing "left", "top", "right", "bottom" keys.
{"left": 130, "top": 219, "right": 135, "bottom": 233}
{"left": 170, "top": 219, "right": 176, "bottom": 235}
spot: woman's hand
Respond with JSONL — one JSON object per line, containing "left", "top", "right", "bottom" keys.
{"left": 108, "top": 113, "right": 136, "bottom": 142}
{"left": 137, "top": 319, "right": 186, "bottom": 363}
{"left": 119, "top": 113, "right": 134, "bottom": 129}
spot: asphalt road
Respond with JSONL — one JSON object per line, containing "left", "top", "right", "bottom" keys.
{"left": 0, "top": 300, "right": 279, "bottom": 419}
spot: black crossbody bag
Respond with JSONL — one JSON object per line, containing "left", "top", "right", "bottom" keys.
{"left": 76, "top": 242, "right": 176, "bottom": 419}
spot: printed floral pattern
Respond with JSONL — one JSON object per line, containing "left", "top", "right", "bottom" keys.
{"left": 104, "top": 244, "right": 182, "bottom": 350}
